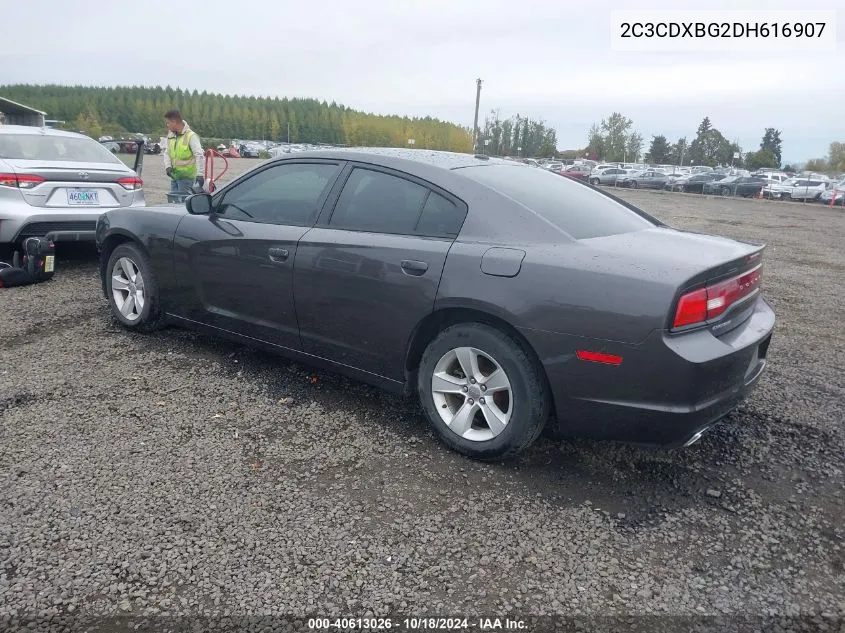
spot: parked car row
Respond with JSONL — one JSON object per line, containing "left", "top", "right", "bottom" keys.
{"left": 99, "top": 139, "right": 161, "bottom": 155}
{"left": 761, "top": 177, "right": 841, "bottom": 202}
{"left": 587, "top": 166, "right": 844, "bottom": 203}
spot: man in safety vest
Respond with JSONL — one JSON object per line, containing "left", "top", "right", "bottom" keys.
{"left": 163, "top": 109, "right": 205, "bottom": 195}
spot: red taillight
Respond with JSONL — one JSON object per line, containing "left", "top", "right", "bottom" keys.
{"left": 117, "top": 176, "right": 143, "bottom": 190}
{"left": 0, "top": 173, "right": 45, "bottom": 189}
{"left": 673, "top": 288, "right": 708, "bottom": 328}
{"left": 576, "top": 350, "right": 623, "bottom": 365}
{"left": 673, "top": 265, "right": 762, "bottom": 329}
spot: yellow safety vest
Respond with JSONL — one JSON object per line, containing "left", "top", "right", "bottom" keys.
{"left": 168, "top": 131, "right": 196, "bottom": 179}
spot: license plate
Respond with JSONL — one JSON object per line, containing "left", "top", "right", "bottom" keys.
{"left": 67, "top": 189, "right": 100, "bottom": 205}
{"left": 44, "top": 256, "right": 55, "bottom": 273}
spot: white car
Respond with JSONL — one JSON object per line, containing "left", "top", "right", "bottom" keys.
{"left": 790, "top": 178, "right": 831, "bottom": 201}
{"left": 0, "top": 125, "right": 145, "bottom": 254}
{"left": 754, "top": 172, "right": 792, "bottom": 185}
{"left": 588, "top": 167, "right": 629, "bottom": 185}
{"left": 762, "top": 179, "right": 797, "bottom": 200}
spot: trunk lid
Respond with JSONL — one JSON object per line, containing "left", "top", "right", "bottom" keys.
{"left": 581, "top": 227, "right": 762, "bottom": 280}
{"left": 6, "top": 159, "right": 140, "bottom": 209}
{"left": 582, "top": 227, "right": 765, "bottom": 336}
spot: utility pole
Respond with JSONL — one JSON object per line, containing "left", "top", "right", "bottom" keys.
{"left": 287, "top": 121, "right": 290, "bottom": 144}
{"left": 472, "top": 78, "right": 483, "bottom": 152}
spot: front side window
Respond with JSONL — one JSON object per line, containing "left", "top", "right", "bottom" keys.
{"left": 217, "top": 162, "right": 340, "bottom": 226}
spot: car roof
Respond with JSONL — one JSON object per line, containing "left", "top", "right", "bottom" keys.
{"left": 0, "top": 124, "right": 92, "bottom": 139}
{"left": 279, "top": 147, "right": 508, "bottom": 171}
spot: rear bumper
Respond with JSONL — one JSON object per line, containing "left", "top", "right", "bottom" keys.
{"left": 1, "top": 212, "right": 110, "bottom": 244}
{"left": 45, "top": 230, "right": 97, "bottom": 243}
{"left": 521, "top": 296, "right": 776, "bottom": 446}
{"left": 0, "top": 192, "right": 145, "bottom": 244}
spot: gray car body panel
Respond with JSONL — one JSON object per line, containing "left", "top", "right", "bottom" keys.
{"left": 96, "top": 148, "right": 775, "bottom": 446}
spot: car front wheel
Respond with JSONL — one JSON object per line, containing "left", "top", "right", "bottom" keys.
{"left": 417, "top": 323, "right": 550, "bottom": 460}
{"left": 590, "top": 177, "right": 600, "bottom": 185}
{"left": 105, "top": 243, "right": 162, "bottom": 331}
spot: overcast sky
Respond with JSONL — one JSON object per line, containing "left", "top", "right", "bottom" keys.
{"left": 2, "top": 0, "right": 842, "bottom": 163}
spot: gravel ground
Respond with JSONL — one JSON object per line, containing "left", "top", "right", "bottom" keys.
{"left": 1, "top": 158, "right": 844, "bottom": 631}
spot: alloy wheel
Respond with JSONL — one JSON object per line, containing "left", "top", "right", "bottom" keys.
{"left": 431, "top": 346, "right": 513, "bottom": 442}
{"left": 111, "top": 257, "right": 145, "bottom": 321}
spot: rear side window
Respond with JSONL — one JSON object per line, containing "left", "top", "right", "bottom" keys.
{"left": 459, "top": 164, "right": 656, "bottom": 239}
{"left": 329, "top": 168, "right": 428, "bottom": 234}
{"left": 0, "top": 133, "right": 122, "bottom": 164}
{"left": 415, "top": 192, "right": 464, "bottom": 237}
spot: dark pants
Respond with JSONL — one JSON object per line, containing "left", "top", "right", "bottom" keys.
{"left": 170, "top": 178, "right": 194, "bottom": 195}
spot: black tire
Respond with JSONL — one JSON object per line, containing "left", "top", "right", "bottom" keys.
{"left": 590, "top": 177, "right": 600, "bottom": 185}
{"left": 417, "top": 323, "right": 550, "bottom": 460}
{"left": 630, "top": 181, "right": 638, "bottom": 189}
{"left": 720, "top": 186, "right": 732, "bottom": 196}
{"left": 105, "top": 243, "right": 162, "bottom": 332}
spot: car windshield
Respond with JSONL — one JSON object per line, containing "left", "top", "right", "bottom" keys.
{"left": 0, "top": 133, "right": 123, "bottom": 164}
{"left": 459, "top": 164, "right": 656, "bottom": 240}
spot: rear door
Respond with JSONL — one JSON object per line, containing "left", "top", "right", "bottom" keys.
{"left": 293, "top": 164, "right": 468, "bottom": 380}
{"left": 0, "top": 133, "right": 141, "bottom": 208}
{"left": 171, "top": 160, "right": 344, "bottom": 350}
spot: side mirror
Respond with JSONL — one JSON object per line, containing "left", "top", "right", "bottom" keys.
{"left": 185, "top": 193, "right": 212, "bottom": 215}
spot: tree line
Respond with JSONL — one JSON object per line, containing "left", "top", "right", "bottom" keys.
{"left": 0, "top": 84, "right": 474, "bottom": 152}
{"left": 476, "top": 110, "right": 558, "bottom": 158}
{"left": 581, "top": 112, "right": 790, "bottom": 171}
{"left": 804, "top": 143, "right": 845, "bottom": 174}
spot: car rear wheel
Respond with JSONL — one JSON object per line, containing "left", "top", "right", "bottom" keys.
{"left": 630, "top": 181, "right": 638, "bottom": 189}
{"left": 417, "top": 323, "right": 550, "bottom": 460}
{"left": 105, "top": 243, "right": 162, "bottom": 331}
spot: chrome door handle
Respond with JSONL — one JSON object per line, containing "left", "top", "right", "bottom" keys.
{"left": 401, "top": 260, "right": 428, "bottom": 275}
{"left": 268, "top": 247, "right": 289, "bottom": 262}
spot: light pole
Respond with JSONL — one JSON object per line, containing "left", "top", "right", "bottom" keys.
{"left": 472, "top": 78, "right": 483, "bottom": 151}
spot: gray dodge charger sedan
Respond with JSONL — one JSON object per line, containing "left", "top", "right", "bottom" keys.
{"left": 95, "top": 148, "right": 775, "bottom": 459}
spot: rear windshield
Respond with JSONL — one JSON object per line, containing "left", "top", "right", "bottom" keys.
{"left": 0, "top": 133, "right": 122, "bottom": 164}
{"left": 459, "top": 164, "right": 656, "bottom": 239}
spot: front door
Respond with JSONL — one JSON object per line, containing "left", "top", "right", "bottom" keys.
{"left": 293, "top": 165, "right": 468, "bottom": 380}
{"left": 171, "top": 160, "right": 344, "bottom": 350}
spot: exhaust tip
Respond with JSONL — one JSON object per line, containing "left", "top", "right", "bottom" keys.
{"left": 683, "top": 429, "right": 706, "bottom": 448}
